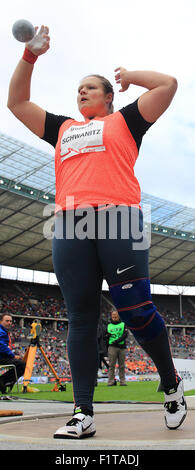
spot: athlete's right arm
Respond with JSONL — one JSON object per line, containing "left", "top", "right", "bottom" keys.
{"left": 7, "top": 25, "right": 50, "bottom": 138}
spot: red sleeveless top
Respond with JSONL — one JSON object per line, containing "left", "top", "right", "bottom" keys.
{"left": 54, "top": 111, "right": 140, "bottom": 211}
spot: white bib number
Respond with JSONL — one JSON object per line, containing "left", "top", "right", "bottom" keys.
{"left": 60, "top": 120, "right": 105, "bottom": 161}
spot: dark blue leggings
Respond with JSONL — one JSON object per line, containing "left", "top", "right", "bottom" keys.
{"left": 52, "top": 207, "right": 175, "bottom": 411}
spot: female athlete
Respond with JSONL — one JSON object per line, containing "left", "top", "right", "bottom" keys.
{"left": 7, "top": 26, "right": 187, "bottom": 438}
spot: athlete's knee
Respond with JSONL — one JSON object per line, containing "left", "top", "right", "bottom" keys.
{"left": 120, "top": 306, "right": 165, "bottom": 343}
{"left": 109, "top": 278, "right": 153, "bottom": 314}
{"left": 109, "top": 278, "right": 165, "bottom": 341}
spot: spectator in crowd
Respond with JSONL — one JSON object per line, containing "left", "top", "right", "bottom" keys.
{"left": 0, "top": 314, "right": 25, "bottom": 393}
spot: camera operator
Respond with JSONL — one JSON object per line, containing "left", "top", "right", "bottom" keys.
{"left": 0, "top": 313, "right": 25, "bottom": 393}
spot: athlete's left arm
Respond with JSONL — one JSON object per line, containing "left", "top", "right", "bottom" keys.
{"left": 115, "top": 67, "right": 178, "bottom": 122}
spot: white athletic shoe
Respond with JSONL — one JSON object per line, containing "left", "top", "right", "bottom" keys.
{"left": 164, "top": 380, "right": 187, "bottom": 429}
{"left": 53, "top": 412, "right": 96, "bottom": 439}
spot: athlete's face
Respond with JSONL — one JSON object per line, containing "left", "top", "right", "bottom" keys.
{"left": 77, "top": 76, "right": 112, "bottom": 119}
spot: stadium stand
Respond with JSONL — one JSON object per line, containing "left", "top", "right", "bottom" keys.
{"left": 1, "top": 278, "right": 195, "bottom": 379}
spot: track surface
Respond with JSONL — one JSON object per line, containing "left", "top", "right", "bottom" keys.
{"left": 0, "top": 397, "right": 195, "bottom": 450}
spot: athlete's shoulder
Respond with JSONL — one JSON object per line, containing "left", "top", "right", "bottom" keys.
{"left": 119, "top": 99, "right": 154, "bottom": 150}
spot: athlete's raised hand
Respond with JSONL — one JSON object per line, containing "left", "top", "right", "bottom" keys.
{"left": 115, "top": 67, "right": 177, "bottom": 122}
{"left": 114, "top": 67, "right": 130, "bottom": 92}
{"left": 26, "top": 25, "right": 50, "bottom": 56}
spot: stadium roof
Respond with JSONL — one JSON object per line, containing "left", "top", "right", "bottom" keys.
{"left": 0, "top": 131, "right": 195, "bottom": 285}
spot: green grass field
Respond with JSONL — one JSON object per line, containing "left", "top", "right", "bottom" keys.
{"left": 10, "top": 381, "right": 195, "bottom": 403}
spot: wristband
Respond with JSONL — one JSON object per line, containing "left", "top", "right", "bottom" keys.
{"left": 22, "top": 47, "right": 38, "bottom": 64}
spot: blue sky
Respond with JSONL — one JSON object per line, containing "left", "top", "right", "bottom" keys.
{"left": 1, "top": 0, "right": 195, "bottom": 208}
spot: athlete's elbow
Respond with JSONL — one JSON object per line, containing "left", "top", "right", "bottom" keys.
{"left": 168, "top": 76, "right": 178, "bottom": 95}
{"left": 7, "top": 97, "right": 17, "bottom": 112}
{"left": 7, "top": 98, "right": 12, "bottom": 110}
{"left": 7, "top": 102, "right": 18, "bottom": 119}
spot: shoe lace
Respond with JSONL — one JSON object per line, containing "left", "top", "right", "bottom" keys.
{"left": 66, "top": 417, "right": 81, "bottom": 426}
{"left": 164, "top": 400, "right": 180, "bottom": 413}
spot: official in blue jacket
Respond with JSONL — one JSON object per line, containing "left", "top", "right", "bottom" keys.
{"left": 0, "top": 313, "right": 25, "bottom": 393}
